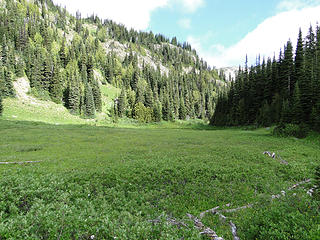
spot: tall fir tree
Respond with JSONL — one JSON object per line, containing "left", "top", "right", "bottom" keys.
{"left": 49, "top": 62, "right": 62, "bottom": 103}
{"left": 68, "top": 74, "right": 81, "bottom": 115}
{"left": 92, "top": 80, "right": 102, "bottom": 112}
{"left": 84, "top": 82, "right": 95, "bottom": 117}
{"left": 0, "top": 93, "right": 3, "bottom": 116}
{"left": 117, "top": 88, "right": 127, "bottom": 117}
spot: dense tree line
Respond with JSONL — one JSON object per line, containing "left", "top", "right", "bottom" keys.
{"left": 211, "top": 26, "right": 320, "bottom": 131}
{"left": 0, "top": 0, "right": 223, "bottom": 121}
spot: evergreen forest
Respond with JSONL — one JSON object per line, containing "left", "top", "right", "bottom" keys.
{"left": 212, "top": 27, "right": 320, "bottom": 132}
{"left": 0, "top": 0, "right": 225, "bottom": 122}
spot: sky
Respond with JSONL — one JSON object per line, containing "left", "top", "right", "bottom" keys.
{"left": 52, "top": 0, "right": 320, "bottom": 68}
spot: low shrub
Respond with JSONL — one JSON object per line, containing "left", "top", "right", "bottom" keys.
{"left": 239, "top": 193, "right": 320, "bottom": 240}
{"left": 29, "top": 88, "right": 51, "bottom": 101}
{"left": 272, "top": 123, "right": 309, "bottom": 138}
{"left": 315, "top": 165, "right": 320, "bottom": 200}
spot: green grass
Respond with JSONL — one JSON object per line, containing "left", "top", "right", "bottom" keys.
{"left": 0, "top": 118, "right": 319, "bottom": 239}
{"left": 100, "top": 83, "right": 121, "bottom": 115}
{"left": 2, "top": 98, "right": 89, "bottom": 125}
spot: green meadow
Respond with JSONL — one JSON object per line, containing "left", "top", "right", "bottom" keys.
{"left": 0, "top": 118, "right": 319, "bottom": 239}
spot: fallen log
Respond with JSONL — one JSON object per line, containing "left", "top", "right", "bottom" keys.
{"left": 200, "top": 206, "right": 220, "bottom": 219}
{"left": 263, "top": 151, "right": 288, "bottom": 165}
{"left": 0, "top": 161, "right": 42, "bottom": 165}
{"left": 187, "top": 213, "right": 224, "bottom": 240}
{"left": 229, "top": 221, "right": 240, "bottom": 240}
{"left": 288, "top": 179, "right": 311, "bottom": 190}
{"left": 220, "top": 204, "right": 254, "bottom": 213}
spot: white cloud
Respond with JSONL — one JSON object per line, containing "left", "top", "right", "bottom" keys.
{"left": 178, "top": 18, "right": 191, "bottom": 29}
{"left": 52, "top": 0, "right": 205, "bottom": 30}
{"left": 53, "top": 0, "right": 169, "bottom": 30}
{"left": 176, "top": 0, "right": 205, "bottom": 13}
{"left": 189, "top": 5, "right": 320, "bottom": 68}
{"left": 277, "top": 0, "right": 320, "bottom": 10}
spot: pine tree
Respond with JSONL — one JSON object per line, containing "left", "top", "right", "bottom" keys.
{"left": 68, "top": 74, "right": 81, "bottom": 115}
{"left": 281, "top": 99, "right": 291, "bottom": 124}
{"left": 144, "top": 86, "right": 154, "bottom": 108}
{"left": 295, "top": 29, "right": 310, "bottom": 122}
{"left": 3, "top": 67, "right": 15, "bottom": 97}
{"left": 131, "top": 69, "right": 139, "bottom": 92}
{"left": 162, "top": 94, "right": 170, "bottom": 121}
{"left": 117, "top": 88, "right": 127, "bottom": 117}
{"left": 0, "top": 93, "right": 3, "bottom": 116}
{"left": 49, "top": 62, "right": 62, "bottom": 103}
{"left": 59, "top": 37, "right": 67, "bottom": 68}
{"left": 291, "top": 83, "right": 303, "bottom": 124}
{"left": 280, "top": 40, "right": 294, "bottom": 99}
{"left": 84, "top": 82, "right": 95, "bottom": 117}
{"left": 16, "top": 56, "right": 25, "bottom": 77}
{"left": 310, "top": 101, "right": 320, "bottom": 131}
{"left": 257, "top": 101, "right": 271, "bottom": 127}
{"left": 41, "top": 55, "right": 52, "bottom": 91}
{"left": 0, "top": 67, "right": 6, "bottom": 96}
{"left": 92, "top": 80, "right": 102, "bottom": 112}
{"left": 29, "top": 53, "right": 42, "bottom": 89}
{"left": 153, "top": 100, "right": 162, "bottom": 122}
{"left": 179, "top": 98, "right": 186, "bottom": 120}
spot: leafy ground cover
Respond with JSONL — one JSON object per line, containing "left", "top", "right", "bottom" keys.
{"left": 0, "top": 119, "right": 319, "bottom": 239}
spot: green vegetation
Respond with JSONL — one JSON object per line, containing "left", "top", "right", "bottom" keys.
{"left": 2, "top": 97, "right": 88, "bottom": 125}
{"left": 0, "top": 119, "right": 319, "bottom": 239}
{"left": 1, "top": 0, "right": 320, "bottom": 239}
{"left": 0, "top": 0, "right": 224, "bottom": 123}
{"left": 272, "top": 123, "right": 310, "bottom": 139}
{"left": 212, "top": 26, "right": 320, "bottom": 132}
{"left": 0, "top": 94, "right": 3, "bottom": 116}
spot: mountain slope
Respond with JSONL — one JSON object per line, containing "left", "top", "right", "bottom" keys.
{"left": 0, "top": 0, "right": 226, "bottom": 123}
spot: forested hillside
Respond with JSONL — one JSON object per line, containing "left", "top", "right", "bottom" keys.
{"left": 212, "top": 26, "right": 320, "bottom": 131}
{"left": 0, "top": 0, "right": 225, "bottom": 122}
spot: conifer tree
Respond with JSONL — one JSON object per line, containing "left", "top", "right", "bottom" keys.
{"left": 49, "top": 62, "right": 62, "bottom": 103}
{"left": 162, "top": 94, "right": 170, "bottom": 121}
{"left": 281, "top": 40, "right": 294, "bottom": 99}
{"left": 68, "top": 74, "right": 81, "bottom": 115}
{"left": 291, "top": 82, "right": 303, "bottom": 124}
{"left": 41, "top": 55, "right": 52, "bottom": 91}
{"left": 311, "top": 101, "right": 320, "bottom": 131}
{"left": 281, "top": 99, "right": 291, "bottom": 124}
{"left": 3, "top": 67, "right": 15, "bottom": 97}
{"left": 59, "top": 37, "right": 67, "bottom": 68}
{"left": 179, "top": 98, "right": 186, "bottom": 120}
{"left": 92, "top": 80, "right": 102, "bottom": 112}
{"left": 295, "top": 29, "right": 308, "bottom": 122}
{"left": 84, "top": 82, "right": 95, "bottom": 117}
{"left": 144, "top": 86, "right": 154, "bottom": 108}
{"left": 131, "top": 70, "right": 139, "bottom": 92}
{"left": 117, "top": 88, "right": 127, "bottom": 117}
{"left": 153, "top": 100, "right": 162, "bottom": 122}
{"left": 257, "top": 101, "right": 271, "bottom": 127}
{"left": 0, "top": 67, "right": 5, "bottom": 96}
{"left": 0, "top": 93, "right": 3, "bottom": 116}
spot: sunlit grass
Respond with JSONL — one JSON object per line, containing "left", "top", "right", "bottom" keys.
{"left": 0, "top": 119, "right": 319, "bottom": 239}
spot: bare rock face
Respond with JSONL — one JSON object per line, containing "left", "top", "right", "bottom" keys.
{"left": 102, "top": 39, "right": 170, "bottom": 76}
{"left": 218, "top": 66, "right": 238, "bottom": 81}
{"left": 103, "top": 39, "right": 129, "bottom": 61}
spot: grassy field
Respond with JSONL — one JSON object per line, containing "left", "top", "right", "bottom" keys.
{"left": 0, "top": 118, "right": 319, "bottom": 239}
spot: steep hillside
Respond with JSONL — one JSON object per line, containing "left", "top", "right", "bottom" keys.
{"left": 0, "top": 0, "right": 226, "bottom": 123}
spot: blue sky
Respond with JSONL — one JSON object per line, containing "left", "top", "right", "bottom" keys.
{"left": 149, "top": 1, "right": 279, "bottom": 48}
{"left": 53, "top": 0, "right": 320, "bottom": 67}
